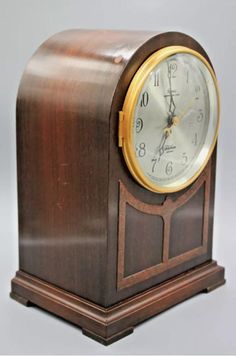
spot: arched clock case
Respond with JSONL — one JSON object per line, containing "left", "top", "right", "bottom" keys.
{"left": 11, "top": 30, "right": 225, "bottom": 345}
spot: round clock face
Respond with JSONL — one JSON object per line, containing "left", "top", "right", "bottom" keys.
{"left": 121, "top": 46, "right": 219, "bottom": 193}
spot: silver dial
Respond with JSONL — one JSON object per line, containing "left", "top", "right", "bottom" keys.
{"left": 132, "top": 51, "right": 219, "bottom": 191}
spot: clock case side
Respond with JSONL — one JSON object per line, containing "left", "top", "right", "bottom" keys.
{"left": 12, "top": 29, "right": 164, "bottom": 306}
{"left": 106, "top": 31, "right": 223, "bottom": 306}
{"left": 10, "top": 30, "right": 225, "bottom": 344}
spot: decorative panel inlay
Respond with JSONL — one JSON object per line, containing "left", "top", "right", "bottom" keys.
{"left": 169, "top": 185, "right": 205, "bottom": 258}
{"left": 117, "top": 160, "right": 211, "bottom": 290}
{"left": 124, "top": 205, "right": 164, "bottom": 277}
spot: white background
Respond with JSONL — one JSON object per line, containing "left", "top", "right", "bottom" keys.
{"left": 0, "top": 0, "right": 235, "bottom": 354}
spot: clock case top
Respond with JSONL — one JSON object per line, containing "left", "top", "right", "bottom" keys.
{"left": 16, "top": 30, "right": 217, "bottom": 307}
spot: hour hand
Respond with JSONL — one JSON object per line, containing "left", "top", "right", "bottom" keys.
{"left": 156, "top": 118, "right": 178, "bottom": 160}
{"left": 157, "top": 129, "right": 169, "bottom": 160}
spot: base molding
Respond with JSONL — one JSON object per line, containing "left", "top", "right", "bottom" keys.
{"left": 10, "top": 260, "right": 225, "bottom": 345}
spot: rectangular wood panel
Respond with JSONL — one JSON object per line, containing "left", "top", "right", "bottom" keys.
{"left": 117, "top": 161, "right": 211, "bottom": 290}
{"left": 124, "top": 205, "right": 164, "bottom": 277}
{"left": 169, "top": 184, "right": 205, "bottom": 258}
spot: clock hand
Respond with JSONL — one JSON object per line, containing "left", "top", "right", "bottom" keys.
{"left": 154, "top": 113, "right": 180, "bottom": 161}
{"left": 163, "top": 98, "right": 196, "bottom": 135}
{"left": 156, "top": 98, "right": 196, "bottom": 161}
{"left": 176, "top": 98, "right": 195, "bottom": 123}
{"left": 155, "top": 122, "right": 172, "bottom": 160}
{"left": 167, "top": 62, "right": 176, "bottom": 117}
{"left": 156, "top": 65, "right": 176, "bottom": 161}
{"left": 156, "top": 66, "right": 193, "bottom": 162}
{"left": 158, "top": 130, "right": 168, "bottom": 159}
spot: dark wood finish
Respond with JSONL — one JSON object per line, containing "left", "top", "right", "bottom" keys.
{"left": 169, "top": 184, "right": 205, "bottom": 258}
{"left": 204, "top": 280, "right": 226, "bottom": 293}
{"left": 11, "top": 261, "right": 225, "bottom": 345}
{"left": 117, "top": 158, "right": 211, "bottom": 290}
{"left": 124, "top": 205, "right": 164, "bottom": 277}
{"left": 10, "top": 292, "right": 33, "bottom": 307}
{"left": 82, "top": 328, "right": 134, "bottom": 346}
{"left": 11, "top": 29, "right": 225, "bottom": 344}
{"left": 106, "top": 32, "right": 220, "bottom": 305}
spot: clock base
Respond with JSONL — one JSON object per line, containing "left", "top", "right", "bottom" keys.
{"left": 10, "top": 260, "right": 225, "bottom": 345}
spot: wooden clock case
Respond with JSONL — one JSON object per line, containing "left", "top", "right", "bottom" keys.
{"left": 11, "top": 30, "right": 225, "bottom": 345}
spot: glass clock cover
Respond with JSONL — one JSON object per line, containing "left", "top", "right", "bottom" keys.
{"left": 121, "top": 46, "right": 219, "bottom": 193}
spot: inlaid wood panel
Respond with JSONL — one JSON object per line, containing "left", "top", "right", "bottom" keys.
{"left": 13, "top": 29, "right": 222, "bottom": 314}
{"left": 117, "top": 160, "right": 211, "bottom": 290}
{"left": 124, "top": 205, "right": 164, "bottom": 277}
{"left": 169, "top": 185, "right": 205, "bottom": 258}
{"left": 12, "top": 30, "right": 225, "bottom": 343}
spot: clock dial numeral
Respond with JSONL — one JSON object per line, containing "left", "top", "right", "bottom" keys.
{"left": 131, "top": 51, "right": 217, "bottom": 192}
{"left": 195, "top": 85, "right": 201, "bottom": 100}
{"left": 192, "top": 132, "right": 198, "bottom": 146}
{"left": 135, "top": 117, "right": 143, "bottom": 133}
{"left": 153, "top": 72, "right": 160, "bottom": 87}
{"left": 197, "top": 109, "right": 204, "bottom": 122}
{"left": 186, "top": 70, "right": 189, "bottom": 84}
{"left": 151, "top": 158, "right": 157, "bottom": 173}
{"left": 165, "top": 161, "right": 173, "bottom": 176}
{"left": 182, "top": 152, "right": 188, "bottom": 165}
{"left": 140, "top": 91, "right": 149, "bottom": 107}
{"left": 168, "top": 61, "right": 178, "bottom": 78}
{"left": 136, "top": 142, "right": 146, "bottom": 157}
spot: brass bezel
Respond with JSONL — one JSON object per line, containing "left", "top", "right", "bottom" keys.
{"left": 120, "top": 46, "right": 220, "bottom": 193}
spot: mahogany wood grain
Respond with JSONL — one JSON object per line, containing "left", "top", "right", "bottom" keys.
{"left": 117, "top": 158, "right": 211, "bottom": 290}
{"left": 11, "top": 261, "right": 225, "bottom": 345}
{"left": 11, "top": 29, "right": 225, "bottom": 344}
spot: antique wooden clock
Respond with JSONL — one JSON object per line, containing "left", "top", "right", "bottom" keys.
{"left": 11, "top": 30, "right": 225, "bottom": 345}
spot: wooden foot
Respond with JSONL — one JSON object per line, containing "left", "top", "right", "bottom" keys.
{"left": 10, "top": 292, "right": 33, "bottom": 307}
{"left": 10, "top": 260, "right": 225, "bottom": 345}
{"left": 203, "top": 279, "right": 226, "bottom": 293}
{"left": 82, "top": 327, "right": 133, "bottom": 345}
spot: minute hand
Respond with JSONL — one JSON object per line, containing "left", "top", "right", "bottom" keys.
{"left": 167, "top": 62, "right": 176, "bottom": 117}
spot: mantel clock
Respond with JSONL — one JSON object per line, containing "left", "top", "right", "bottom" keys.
{"left": 11, "top": 30, "right": 225, "bottom": 345}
